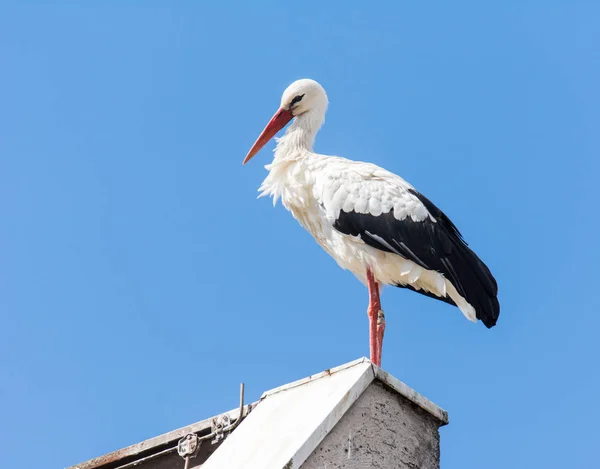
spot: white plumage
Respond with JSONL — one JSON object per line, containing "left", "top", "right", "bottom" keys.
{"left": 260, "top": 150, "right": 476, "bottom": 323}
{"left": 244, "top": 79, "right": 499, "bottom": 365}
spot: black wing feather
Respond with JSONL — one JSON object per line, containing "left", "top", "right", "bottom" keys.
{"left": 333, "top": 189, "right": 500, "bottom": 328}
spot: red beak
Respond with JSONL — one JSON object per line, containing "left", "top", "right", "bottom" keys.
{"left": 243, "top": 108, "right": 294, "bottom": 164}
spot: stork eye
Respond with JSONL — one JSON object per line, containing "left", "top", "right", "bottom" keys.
{"left": 290, "top": 94, "right": 305, "bottom": 106}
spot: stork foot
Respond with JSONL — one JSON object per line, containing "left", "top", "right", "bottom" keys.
{"left": 366, "top": 268, "right": 383, "bottom": 367}
{"left": 367, "top": 306, "right": 378, "bottom": 366}
{"left": 376, "top": 310, "right": 386, "bottom": 367}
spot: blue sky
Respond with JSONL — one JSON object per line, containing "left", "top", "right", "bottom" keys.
{"left": 1, "top": 2, "right": 599, "bottom": 468}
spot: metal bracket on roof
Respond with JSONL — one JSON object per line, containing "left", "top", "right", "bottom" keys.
{"left": 210, "top": 382, "right": 246, "bottom": 444}
{"left": 178, "top": 433, "right": 201, "bottom": 469}
{"left": 174, "top": 383, "right": 247, "bottom": 468}
{"left": 210, "top": 413, "right": 231, "bottom": 444}
{"left": 178, "top": 433, "right": 201, "bottom": 458}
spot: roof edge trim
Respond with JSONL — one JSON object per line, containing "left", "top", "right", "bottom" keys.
{"left": 373, "top": 365, "right": 449, "bottom": 425}
{"left": 260, "top": 357, "right": 371, "bottom": 400}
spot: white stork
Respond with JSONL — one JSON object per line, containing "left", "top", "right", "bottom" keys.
{"left": 243, "top": 79, "right": 499, "bottom": 366}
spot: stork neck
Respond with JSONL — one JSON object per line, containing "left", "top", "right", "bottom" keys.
{"left": 275, "top": 110, "right": 324, "bottom": 158}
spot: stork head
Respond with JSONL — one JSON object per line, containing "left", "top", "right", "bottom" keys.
{"left": 243, "top": 79, "right": 328, "bottom": 164}
{"left": 280, "top": 79, "right": 328, "bottom": 118}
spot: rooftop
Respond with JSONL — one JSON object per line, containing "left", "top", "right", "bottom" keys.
{"left": 68, "top": 358, "right": 448, "bottom": 469}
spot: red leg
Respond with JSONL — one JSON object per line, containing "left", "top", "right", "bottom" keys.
{"left": 366, "top": 269, "right": 383, "bottom": 367}
{"left": 376, "top": 310, "right": 386, "bottom": 367}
